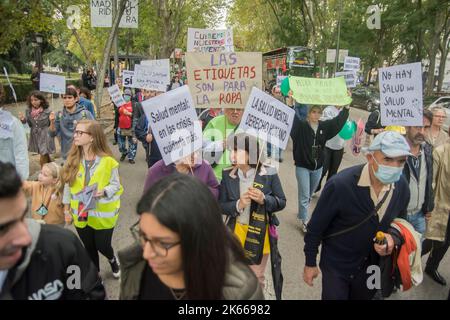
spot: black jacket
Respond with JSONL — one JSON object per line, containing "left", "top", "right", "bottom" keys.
{"left": 304, "top": 164, "right": 410, "bottom": 277}
{"left": 290, "top": 107, "right": 349, "bottom": 170}
{"left": 0, "top": 220, "right": 105, "bottom": 300}
{"left": 364, "top": 109, "right": 383, "bottom": 135}
{"left": 401, "top": 142, "right": 434, "bottom": 215}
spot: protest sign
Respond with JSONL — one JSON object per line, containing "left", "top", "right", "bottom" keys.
{"left": 141, "top": 86, "right": 202, "bottom": 165}
{"left": 90, "top": 0, "right": 138, "bottom": 28}
{"left": 379, "top": 62, "right": 423, "bottom": 126}
{"left": 344, "top": 56, "right": 360, "bottom": 71}
{"left": 335, "top": 71, "right": 357, "bottom": 88}
{"left": 107, "top": 84, "right": 126, "bottom": 107}
{"left": 187, "top": 28, "right": 234, "bottom": 53}
{"left": 122, "top": 70, "right": 135, "bottom": 88}
{"left": 3, "top": 67, "right": 17, "bottom": 102}
{"left": 134, "top": 59, "right": 170, "bottom": 92}
{"left": 186, "top": 52, "right": 262, "bottom": 109}
{"left": 289, "top": 76, "right": 352, "bottom": 106}
{"left": 39, "top": 73, "right": 66, "bottom": 94}
{"left": 276, "top": 76, "right": 287, "bottom": 86}
{"left": 239, "top": 87, "right": 295, "bottom": 150}
{"left": 326, "top": 49, "right": 348, "bottom": 63}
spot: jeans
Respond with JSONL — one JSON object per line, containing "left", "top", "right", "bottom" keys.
{"left": 118, "top": 134, "right": 137, "bottom": 160}
{"left": 405, "top": 210, "right": 426, "bottom": 237}
{"left": 316, "top": 147, "right": 344, "bottom": 192}
{"left": 296, "top": 166, "right": 323, "bottom": 221}
{"left": 267, "top": 142, "right": 283, "bottom": 161}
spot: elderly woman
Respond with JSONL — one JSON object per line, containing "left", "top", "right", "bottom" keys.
{"left": 425, "top": 106, "right": 449, "bottom": 148}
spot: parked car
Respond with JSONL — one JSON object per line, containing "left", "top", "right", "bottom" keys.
{"left": 350, "top": 86, "right": 380, "bottom": 112}
{"left": 428, "top": 96, "right": 450, "bottom": 132}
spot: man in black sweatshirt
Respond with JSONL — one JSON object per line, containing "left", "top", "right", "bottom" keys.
{"left": 303, "top": 131, "right": 412, "bottom": 300}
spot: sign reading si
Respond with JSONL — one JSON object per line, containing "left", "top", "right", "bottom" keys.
{"left": 122, "top": 70, "right": 135, "bottom": 88}
{"left": 289, "top": 76, "right": 352, "bottom": 106}
{"left": 141, "top": 86, "right": 202, "bottom": 165}
{"left": 186, "top": 52, "right": 262, "bottom": 109}
{"left": 187, "top": 28, "right": 234, "bottom": 53}
{"left": 239, "top": 87, "right": 295, "bottom": 150}
{"left": 39, "top": 73, "right": 66, "bottom": 94}
{"left": 379, "top": 62, "right": 423, "bottom": 126}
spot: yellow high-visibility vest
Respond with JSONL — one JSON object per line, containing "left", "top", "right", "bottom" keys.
{"left": 70, "top": 156, "right": 123, "bottom": 230}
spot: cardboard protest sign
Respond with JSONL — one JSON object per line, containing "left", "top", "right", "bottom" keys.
{"left": 122, "top": 70, "right": 135, "bottom": 88}
{"left": 141, "top": 86, "right": 202, "bottom": 165}
{"left": 289, "top": 76, "right": 352, "bottom": 106}
{"left": 335, "top": 71, "right": 357, "bottom": 88}
{"left": 186, "top": 52, "right": 262, "bottom": 109}
{"left": 39, "top": 73, "right": 66, "bottom": 94}
{"left": 3, "top": 67, "right": 17, "bottom": 102}
{"left": 343, "top": 56, "right": 360, "bottom": 71}
{"left": 187, "top": 28, "right": 234, "bottom": 53}
{"left": 134, "top": 59, "right": 170, "bottom": 92}
{"left": 379, "top": 62, "right": 423, "bottom": 126}
{"left": 239, "top": 87, "right": 295, "bottom": 150}
{"left": 107, "top": 84, "right": 126, "bottom": 107}
{"left": 326, "top": 49, "right": 348, "bottom": 63}
{"left": 90, "top": 0, "right": 138, "bottom": 28}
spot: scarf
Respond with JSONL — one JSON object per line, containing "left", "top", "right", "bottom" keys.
{"left": 31, "top": 107, "right": 44, "bottom": 119}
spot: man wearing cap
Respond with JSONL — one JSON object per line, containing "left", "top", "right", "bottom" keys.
{"left": 303, "top": 131, "right": 411, "bottom": 300}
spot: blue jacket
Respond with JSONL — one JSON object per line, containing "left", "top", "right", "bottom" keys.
{"left": 304, "top": 164, "right": 410, "bottom": 277}
{"left": 78, "top": 97, "right": 96, "bottom": 119}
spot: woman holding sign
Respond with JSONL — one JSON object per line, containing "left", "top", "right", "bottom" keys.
{"left": 290, "top": 104, "right": 349, "bottom": 233}
{"left": 219, "top": 133, "right": 286, "bottom": 291}
{"left": 62, "top": 120, "right": 123, "bottom": 279}
{"left": 19, "top": 91, "right": 55, "bottom": 168}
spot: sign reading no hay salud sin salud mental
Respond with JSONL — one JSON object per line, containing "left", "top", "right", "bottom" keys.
{"left": 186, "top": 52, "right": 263, "bottom": 109}
{"left": 289, "top": 76, "right": 352, "bottom": 106}
{"left": 239, "top": 87, "right": 295, "bottom": 150}
{"left": 187, "top": 28, "right": 234, "bottom": 53}
{"left": 379, "top": 62, "right": 423, "bottom": 126}
{"left": 39, "top": 73, "right": 66, "bottom": 95}
{"left": 90, "top": 0, "right": 138, "bottom": 28}
{"left": 141, "top": 86, "right": 202, "bottom": 166}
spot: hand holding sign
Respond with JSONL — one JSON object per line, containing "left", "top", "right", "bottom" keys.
{"left": 49, "top": 112, "right": 56, "bottom": 122}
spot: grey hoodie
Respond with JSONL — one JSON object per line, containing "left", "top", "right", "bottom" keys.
{"left": 49, "top": 104, "right": 94, "bottom": 159}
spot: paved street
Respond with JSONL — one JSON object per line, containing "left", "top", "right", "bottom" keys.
{"left": 77, "top": 106, "right": 448, "bottom": 300}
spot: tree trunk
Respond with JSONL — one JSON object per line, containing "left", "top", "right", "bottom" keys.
{"left": 437, "top": 41, "right": 449, "bottom": 92}
{"left": 94, "top": 0, "right": 126, "bottom": 118}
{"left": 426, "top": 9, "right": 445, "bottom": 95}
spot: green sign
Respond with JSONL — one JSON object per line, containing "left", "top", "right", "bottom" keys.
{"left": 289, "top": 76, "right": 352, "bottom": 106}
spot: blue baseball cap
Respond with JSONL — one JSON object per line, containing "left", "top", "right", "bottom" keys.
{"left": 363, "top": 131, "right": 412, "bottom": 158}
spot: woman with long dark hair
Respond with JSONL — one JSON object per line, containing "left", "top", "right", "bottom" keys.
{"left": 119, "top": 173, "right": 263, "bottom": 300}
{"left": 19, "top": 91, "right": 55, "bottom": 167}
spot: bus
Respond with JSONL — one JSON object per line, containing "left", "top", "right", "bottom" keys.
{"left": 262, "top": 46, "right": 315, "bottom": 92}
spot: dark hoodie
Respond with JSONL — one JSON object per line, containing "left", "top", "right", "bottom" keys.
{"left": 49, "top": 104, "right": 94, "bottom": 159}
{"left": 0, "top": 219, "right": 105, "bottom": 300}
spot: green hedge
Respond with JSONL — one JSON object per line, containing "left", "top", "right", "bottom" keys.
{"left": 1, "top": 77, "right": 82, "bottom": 104}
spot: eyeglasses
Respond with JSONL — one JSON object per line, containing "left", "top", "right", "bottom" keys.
{"left": 433, "top": 115, "right": 447, "bottom": 119}
{"left": 130, "top": 221, "right": 180, "bottom": 257}
{"left": 74, "top": 130, "right": 90, "bottom": 136}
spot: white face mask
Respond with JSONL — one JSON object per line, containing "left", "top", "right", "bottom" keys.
{"left": 371, "top": 155, "right": 404, "bottom": 184}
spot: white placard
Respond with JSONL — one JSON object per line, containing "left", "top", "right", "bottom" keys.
{"left": 91, "top": 0, "right": 138, "bottom": 28}
{"left": 107, "top": 84, "right": 126, "bottom": 107}
{"left": 3, "top": 67, "right": 17, "bottom": 102}
{"left": 276, "top": 76, "right": 287, "bottom": 86}
{"left": 134, "top": 59, "right": 170, "bottom": 92}
{"left": 141, "top": 86, "right": 202, "bottom": 165}
{"left": 122, "top": 70, "right": 135, "bottom": 88}
{"left": 326, "top": 49, "right": 349, "bottom": 63}
{"left": 379, "top": 62, "right": 423, "bottom": 126}
{"left": 335, "top": 71, "right": 357, "bottom": 88}
{"left": 39, "top": 73, "right": 66, "bottom": 94}
{"left": 344, "top": 56, "right": 361, "bottom": 71}
{"left": 238, "top": 87, "right": 295, "bottom": 150}
{"left": 90, "top": 0, "right": 112, "bottom": 28}
{"left": 119, "top": 0, "right": 138, "bottom": 28}
{"left": 187, "top": 28, "right": 234, "bottom": 53}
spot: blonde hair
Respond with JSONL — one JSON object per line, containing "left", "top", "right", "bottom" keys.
{"left": 43, "top": 162, "right": 63, "bottom": 198}
{"left": 62, "top": 120, "right": 113, "bottom": 186}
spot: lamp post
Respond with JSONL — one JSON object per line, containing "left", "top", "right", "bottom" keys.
{"left": 65, "top": 50, "right": 71, "bottom": 77}
{"left": 34, "top": 33, "right": 43, "bottom": 72}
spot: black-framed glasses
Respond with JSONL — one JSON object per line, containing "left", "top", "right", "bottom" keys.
{"left": 74, "top": 130, "right": 91, "bottom": 136}
{"left": 130, "top": 221, "right": 180, "bottom": 257}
